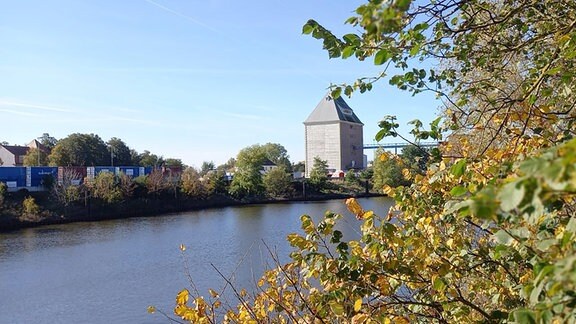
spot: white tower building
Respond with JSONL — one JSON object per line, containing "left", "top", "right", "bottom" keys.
{"left": 304, "top": 94, "right": 364, "bottom": 177}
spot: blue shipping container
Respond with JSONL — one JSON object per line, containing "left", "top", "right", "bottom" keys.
{"left": 118, "top": 166, "right": 140, "bottom": 177}
{"left": 0, "top": 167, "right": 26, "bottom": 188}
{"left": 30, "top": 167, "right": 58, "bottom": 187}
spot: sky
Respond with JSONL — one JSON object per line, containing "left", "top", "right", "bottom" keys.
{"left": 0, "top": 0, "right": 440, "bottom": 168}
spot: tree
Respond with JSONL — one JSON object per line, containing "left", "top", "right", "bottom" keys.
{"left": 228, "top": 144, "right": 290, "bottom": 200}
{"left": 88, "top": 172, "right": 123, "bottom": 204}
{"left": 217, "top": 158, "right": 236, "bottom": 172}
{"left": 48, "top": 133, "right": 109, "bottom": 166}
{"left": 180, "top": 167, "right": 207, "bottom": 198}
{"left": 308, "top": 157, "right": 328, "bottom": 192}
{"left": 145, "top": 169, "right": 168, "bottom": 196}
{"left": 204, "top": 170, "right": 227, "bottom": 195}
{"left": 400, "top": 144, "right": 429, "bottom": 174}
{"left": 164, "top": 158, "right": 184, "bottom": 169}
{"left": 167, "top": 1, "right": 576, "bottom": 322}
{"left": 52, "top": 168, "right": 83, "bottom": 207}
{"left": 228, "top": 166, "right": 264, "bottom": 199}
{"left": 130, "top": 149, "right": 141, "bottom": 166}
{"left": 200, "top": 161, "right": 215, "bottom": 176}
{"left": 38, "top": 133, "right": 57, "bottom": 150}
{"left": 261, "top": 142, "right": 291, "bottom": 170}
{"left": 263, "top": 166, "right": 294, "bottom": 198}
{"left": 107, "top": 137, "right": 133, "bottom": 166}
{"left": 139, "top": 150, "right": 163, "bottom": 168}
{"left": 23, "top": 148, "right": 48, "bottom": 166}
{"left": 372, "top": 149, "right": 410, "bottom": 190}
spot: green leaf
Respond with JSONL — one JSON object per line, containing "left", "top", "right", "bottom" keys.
{"left": 374, "top": 49, "right": 390, "bottom": 65}
{"left": 450, "top": 159, "right": 467, "bottom": 177}
{"left": 342, "top": 46, "right": 356, "bottom": 59}
{"left": 536, "top": 238, "right": 557, "bottom": 252}
{"left": 433, "top": 277, "right": 447, "bottom": 292}
{"left": 450, "top": 186, "right": 468, "bottom": 197}
{"left": 511, "top": 309, "right": 536, "bottom": 324}
{"left": 494, "top": 229, "right": 513, "bottom": 245}
{"left": 331, "top": 87, "right": 342, "bottom": 99}
{"left": 395, "top": 0, "right": 411, "bottom": 11}
{"left": 302, "top": 21, "right": 316, "bottom": 34}
{"left": 498, "top": 181, "right": 525, "bottom": 212}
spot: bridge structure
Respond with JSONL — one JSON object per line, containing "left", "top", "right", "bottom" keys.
{"left": 363, "top": 141, "right": 441, "bottom": 154}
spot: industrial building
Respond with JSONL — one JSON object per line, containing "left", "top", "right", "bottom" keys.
{"left": 304, "top": 94, "right": 364, "bottom": 177}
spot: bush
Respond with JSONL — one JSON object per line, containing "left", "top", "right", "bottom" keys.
{"left": 0, "top": 182, "right": 5, "bottom": 208}
{"left": 21, "top": 196, "right": 42, "bottom": 222}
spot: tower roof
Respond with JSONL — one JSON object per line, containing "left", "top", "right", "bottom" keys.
{"left": 304, "top": 94, "right": 363, "bottom": 125}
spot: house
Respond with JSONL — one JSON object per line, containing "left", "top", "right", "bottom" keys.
{"left": 260, "top": 158, "right": 277, "bottom": 174}
{"left": 0, "top": 140, "right": 52, "bottom": 166}
{"left": 303, "top": 94, "right": 364, "bottom": 177}
{"left": 0, "top": 144, "right": 29, "bottom": 166}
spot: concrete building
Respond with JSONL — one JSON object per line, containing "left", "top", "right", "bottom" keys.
{"left": 304, "top": 94, "right": 364, "bottom": 177}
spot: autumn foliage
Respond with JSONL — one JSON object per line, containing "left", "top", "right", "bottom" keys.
{"left": 158, "top": 0, "right": 576, "bottom": 322}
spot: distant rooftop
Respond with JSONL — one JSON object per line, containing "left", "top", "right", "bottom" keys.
{"left": 304, "top": 94, "right": 363, "bottom": 125}
{"left": 1, "top": 145, "right": 29, "bottom": 156}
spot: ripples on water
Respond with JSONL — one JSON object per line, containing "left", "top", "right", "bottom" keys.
{"left": 0, "top": 197, "right": 392, "bottom": 323}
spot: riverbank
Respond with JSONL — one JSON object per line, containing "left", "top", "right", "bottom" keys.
{"left": 0, "top": 190, "right": 385, "bottom": 233}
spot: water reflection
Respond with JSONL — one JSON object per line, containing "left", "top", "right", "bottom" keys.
{"left": 0, "top": 197, "right": 392, "bottom": 323}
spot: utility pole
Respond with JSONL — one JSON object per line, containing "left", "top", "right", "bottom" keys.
{"left": 110, "top": 147, "right": 115, "bottom": 167}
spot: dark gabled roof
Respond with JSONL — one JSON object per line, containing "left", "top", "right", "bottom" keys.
{"left": 1, "top": 145, "right": 29, "bottom": 156}
{"left": 261, "top": 158, "right": 276, "bottom": 166}
{"left": 304, "top": 94, "right": 363, "bottom": 125}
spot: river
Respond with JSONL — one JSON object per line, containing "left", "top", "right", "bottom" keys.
{"left": 0, "top": 197, "right": 393, "bottom": 323}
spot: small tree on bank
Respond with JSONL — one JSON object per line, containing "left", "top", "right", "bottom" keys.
{"left": 308, "top": 157, "right": 328, "bottom": 192}
{"left": 263, "top": 166, "right": 294, "bottom": 198}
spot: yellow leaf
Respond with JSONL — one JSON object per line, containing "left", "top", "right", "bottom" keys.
{"left": 346, "top": 198, "right": 364, "bottom": 219}
{"left": 208, "top": 289, "right": 219, "bottom": 298}
{"left": 354, "top": 298, "right": 362, "bottom": 312}
{"left": 147, "top": 305, "right": 156, "bottom": 314}
{"left": 176, "top": 289, "right": 189, "bottom": 305}
{"left": 352, "top": 313, "right": 368, "bottom": 323}
{"left": 402, "top": 168, "right": 411, "bottom": 179}
{"left": 179, "top": 244, "right": 186, "bottom": 251}
{"left": 383, "top": 185, "right": 394, "bottom": 195}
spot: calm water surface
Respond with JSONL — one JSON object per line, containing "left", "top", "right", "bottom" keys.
{"left": 0, "top": 197, "right": 392, "bottom": 323}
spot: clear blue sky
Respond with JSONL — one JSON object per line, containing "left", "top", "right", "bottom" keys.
{"left": 0, "top": 0, "right": 440, "bottom": 167}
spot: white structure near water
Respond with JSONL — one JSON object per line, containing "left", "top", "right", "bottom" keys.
{"left": 303, "top": 94, "right": 364, "bottom": 177}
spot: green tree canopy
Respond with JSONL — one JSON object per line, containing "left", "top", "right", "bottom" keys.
{"left": 164, "top": 158, "right": 184, "bottom": 169}
{"left": 23, "top": 148, "right": 48, "bottom": 166}
{"left": 200, "top": 161, "right": 215, "bottom": 176}
{"left": 48, "top": 133, "right": 109, "bottom": 166}
{"left": 228, "top": 166, "right": 264, "bottom": 199}
{"left": 138, "top": 150, "right": 163, "bottom": 168}
{"left": 372, "top": 149, "right": 410, "bottom": 190}
{"left": 308, "top": 157, "right": 329, "bottom": 192}
{"left": 263, "top": 166, "right": 294, "bottom": 198}
{"left": 107, "top": 137, "right": 133, "bottom": 166}
{"left": 38, "top": 133, "right": 57, "bottom": 150}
